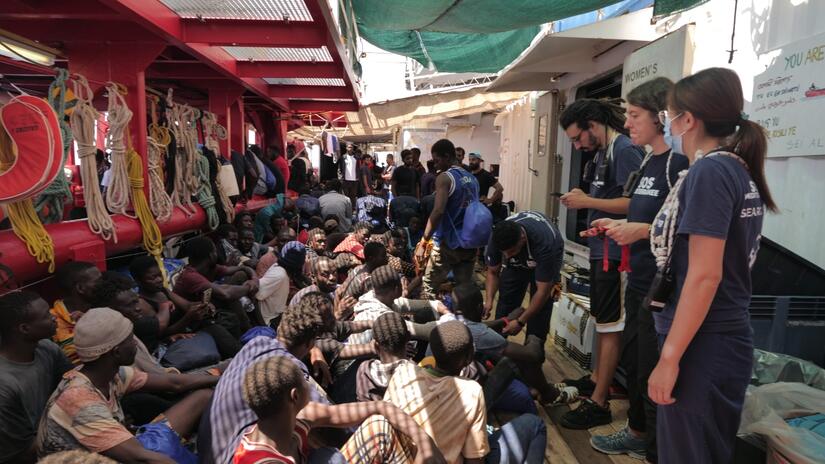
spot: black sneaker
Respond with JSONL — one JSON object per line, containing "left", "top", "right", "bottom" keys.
{"left": 560, "top": 398, "right": 612, "bottom": 429}
{"left": 561, "top": 375, "right": 596, "bottom": 396}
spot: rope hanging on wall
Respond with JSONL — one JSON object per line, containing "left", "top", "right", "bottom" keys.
{"left": 195, "top": 151, "right": 219, "bottom": 230}
{"left": 104, "top": 82, "right": 134, "bottom": 217}
{"left": 166, "top": 90, "right": 197, "bottom": 215}
{"left": 71, "top": 74, "right": 117, "bottom": 242}
{"left": 147, "top": 98, "right": 173, "bottom": 223}
{"left": 34, "top": 68, "right": 73, "bottom": 224}
{"left": 126, "top": 148, "right": 167, "bottom": 283}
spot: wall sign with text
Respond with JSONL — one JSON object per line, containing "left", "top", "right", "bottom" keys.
{"left": 752, "top": 31, "right": 825, "bottom": 158}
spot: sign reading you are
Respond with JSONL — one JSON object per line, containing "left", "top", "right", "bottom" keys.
{"left": 752, "top": 31, "right": 825, "bottom": 158}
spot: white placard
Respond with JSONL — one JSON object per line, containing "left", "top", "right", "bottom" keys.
{"left": 751, "top": 31, "right": 825, "bottom": 158}
{"left": 621, "top": 25, "right": 695, "bottom": 100}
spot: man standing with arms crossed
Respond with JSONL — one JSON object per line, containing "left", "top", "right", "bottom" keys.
{"left": 558, "top": 99, "right": 644, "bottom": 429}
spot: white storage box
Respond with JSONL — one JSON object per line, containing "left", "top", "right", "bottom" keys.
{"left": 550, "top": 293, "right": 597, "bottom": 370}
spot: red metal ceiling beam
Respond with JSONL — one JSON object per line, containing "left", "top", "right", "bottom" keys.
{"left": 236, "top": 61, "right": 340, "bottom": 79}
{"left": 0, "top": 0, "right": 121, "bottom": 20}
{"left": 0, "top": 18, "right": 161, "bottom": 43}
{"left": 290, "top": 100, "right": 357, "bottom": 112}
{"left": 307, "top": 0, "right": 361, "bottom": 105}
{"left": 98, "top": 0, "right": 289, "bottom": 111}
{"left": 269, "top": 85, "right": 351, "bottom": 99}
{"left": 181, "top": 18, "right": 326, "bottom": 47}
{"left": 146, "top": 61, "right": 223, "bottom": 79}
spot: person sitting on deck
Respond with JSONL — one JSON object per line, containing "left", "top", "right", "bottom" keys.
{"left": 333, "top": 221, "right": 372, "bottom": 261}
{"left": 130, "top": 255, "right": 240, "bottom": 359}
{"left": 451, "top": 283, "right": 578, "bottom": 408}
{"left": 199, "top": 298, "right": 335, "bottom": 464}
{"left": 290, "top": 256, "right": 338, "bottom": 307}
{"left": 173, "top": 237, "right": 262, "bottom": 334}
{"left": 0, "top": 291, "right": 73, "bottom": 464}
{"left": 50, "top": 261, "right": 103, "bottom": 364}
{"left": 237, "top": 228, "right": 270, "bottom": 269}
{"left": 305, "top": 228, "right": 332, "bottom": 264}
{"left": 355, "top": 312, "right": 415, "bottom": 403}
{"left": 384, "top": 321, "right": 548, "bottom": 464}
{"left": 231, "top": 355, "right": 445, "bottom": 464}
{"left": 36, "top": 308, "right": 218, "bottom": 463}
{"left": 346, "top": 265, "right": 445, "bottom": 345}
{"left": 215, "top": 223, "right": 243, "bottom": 266}
{"left": 338, "top": 241, "right": 389, "bottom": 301}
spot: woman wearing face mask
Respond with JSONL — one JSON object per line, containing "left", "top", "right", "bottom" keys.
{"left": 589, "top": 77, "right": 689, "bottom": 462}
{"left": 647, "top": 68, "right": 777, "bottom": 464}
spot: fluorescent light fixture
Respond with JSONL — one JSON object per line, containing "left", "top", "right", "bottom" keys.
{"left": 0, "top": 37, "right": 56, "bottom": 66}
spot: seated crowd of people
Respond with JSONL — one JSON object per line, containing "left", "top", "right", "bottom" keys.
{"left": 0, "top": 148, "right": 561, "bottom": 464}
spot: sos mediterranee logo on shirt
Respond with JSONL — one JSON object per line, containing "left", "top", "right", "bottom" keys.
{"left": 740, "top": 181, "right": 764, "bottom": 219}
{"left": 633, "top": 176, "right": 660, "bottom": 197}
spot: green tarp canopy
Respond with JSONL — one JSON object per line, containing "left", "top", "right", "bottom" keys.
{"left": 343, "top": 0, "right": 708, "bottom": 73}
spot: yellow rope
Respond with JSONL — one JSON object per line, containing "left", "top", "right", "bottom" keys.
{"left": 126, "top": 148, "right": 167, "bottom": 283}
{"left": 0, "top": 123, "right": 55, "bottom": 272}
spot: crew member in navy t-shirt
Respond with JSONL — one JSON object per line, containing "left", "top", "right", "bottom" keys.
{"left": 589, "top": 78, "right": 689, "bottom": 462}
{"left": 483, "top": 211, "right": 564, "bottom": 342}
{"left": 558, "top": 99, "right": 644, "bottom": 430}
{"left": 647, "top": 68, "right": 777, "bottom": 464}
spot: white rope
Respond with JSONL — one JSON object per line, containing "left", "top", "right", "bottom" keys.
{"left": 166, "top": 94, "right": 197, "bottom": 216}
{"left": 650, "top": 149, "right": 749, "bottom": 267}
{"left": 104, "top": 82, "right": 134, "bottom": 217}
{"left": 147, "top": 135, "right": 173, "bottom": 223}
{"left": 71, "top": 75, "right": 117, "bottom": 242}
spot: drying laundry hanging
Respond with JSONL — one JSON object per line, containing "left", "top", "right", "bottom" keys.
{"left": 71, "top": 74, "right": 117, "bottom": 242}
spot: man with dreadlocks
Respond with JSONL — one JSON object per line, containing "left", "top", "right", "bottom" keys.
{"left": 558, "top": 99, "right": 644, "bottom": 430}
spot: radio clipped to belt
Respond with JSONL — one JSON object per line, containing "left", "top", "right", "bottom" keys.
{"left": 582, "top": 226, "right": 631, "bottom": 273}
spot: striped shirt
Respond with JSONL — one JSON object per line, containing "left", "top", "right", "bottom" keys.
{"left": 206, "top": 336, "right": 329, "bottom": 464}
{"left": 232, "top": 420, "right": 311, "bottom": 464}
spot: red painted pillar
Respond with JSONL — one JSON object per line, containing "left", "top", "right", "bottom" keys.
{"left": 208, "top": 86, "right": 245, "bottom": 158}
{"left": 230, "top": 99, "right": 245, "bottom": 154}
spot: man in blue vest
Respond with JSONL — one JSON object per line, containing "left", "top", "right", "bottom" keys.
{"left": 416, "top": 139, "right": 480, "bottom": 297}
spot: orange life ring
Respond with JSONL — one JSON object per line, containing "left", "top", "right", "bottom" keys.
{"left": 0, "top": 95, "right": 63, "bottom": 203}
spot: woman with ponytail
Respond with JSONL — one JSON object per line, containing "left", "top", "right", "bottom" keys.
{"left": 648, "top": 67, "right": 776, "bottom": 464}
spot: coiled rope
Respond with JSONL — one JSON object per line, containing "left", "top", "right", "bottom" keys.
{"left": 127, "top": 148, "right": 167, "bottom": 283}
{"left": 104, "top": 82, "right": 134, "bottom": 217}
{"left": 71, "top": 74, "right": 117, "bottom": 242}
{"left": 0, "top": 99, "right": 57, "bottom": 272}
{"left": 166, "top": 90, "right": 196, "bottom": 215}
{"left": 34, "top": 69, "right": 72, "bottom": 224}
{"left": 195, "top": 151, "right": 219, "bottom": 230}
{"left": 147, "top": 98, "right": 173, "bottom": 223}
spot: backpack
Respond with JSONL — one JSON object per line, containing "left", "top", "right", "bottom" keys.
{"left": 448, "top": 168, "right": 492, "bottom": 249}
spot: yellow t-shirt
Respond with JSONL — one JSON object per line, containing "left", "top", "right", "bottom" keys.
{"left": 384, "top": 362, "right": 489, "bottom": 464}
{"left": 50, "top": 300, "right": 79, "bottom": 365}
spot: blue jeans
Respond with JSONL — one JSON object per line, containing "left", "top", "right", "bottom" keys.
{"left": 487, "top": 413, "right": 547, "bottom": 464}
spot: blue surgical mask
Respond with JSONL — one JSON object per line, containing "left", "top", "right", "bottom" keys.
{"left": 663, "top": 115, "right": 685, "bottom": 154}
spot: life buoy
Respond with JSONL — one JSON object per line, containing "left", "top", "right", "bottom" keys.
{"left": 0, "top": 95, "right": 63, "bottom": 203}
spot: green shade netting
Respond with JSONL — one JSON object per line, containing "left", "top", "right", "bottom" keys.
{"left": 347, "top": 0, "right": 708, "bottom": 73}
{"left": 653, "top": 0, "right": 709, "bottom": 19}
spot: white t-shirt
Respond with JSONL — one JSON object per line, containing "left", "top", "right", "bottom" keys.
{"left": 343, "top": 154, "right": 358, "bottom": 181}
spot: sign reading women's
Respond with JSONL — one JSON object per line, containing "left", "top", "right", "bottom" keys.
{"left": 752, "top": 31, "right": 825, "bottom": 158}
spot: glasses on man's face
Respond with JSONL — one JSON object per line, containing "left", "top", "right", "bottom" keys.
{"left": 658, "top": 111, "right": 683, "bottom": 126}
{"left": 570, "top": 128, "right": 588, "bottom": 144}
